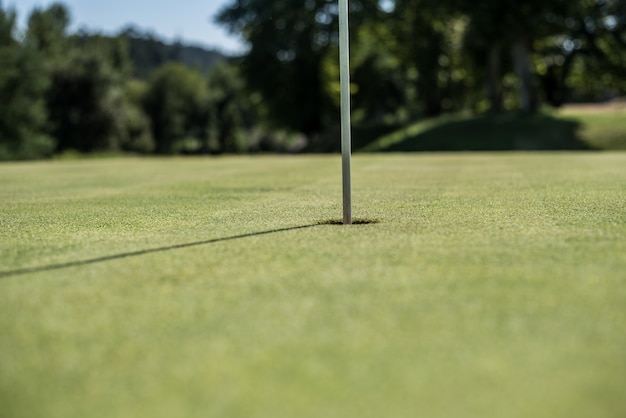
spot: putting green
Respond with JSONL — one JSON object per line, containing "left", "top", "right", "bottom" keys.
{"left": 1, "top": 153, "right": 625, "bottom": 418}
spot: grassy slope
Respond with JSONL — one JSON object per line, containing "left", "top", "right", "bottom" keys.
{"left": 1, "top": 154, "right": 625, "bottom": 418}
{"left": 362, "top": 109, "right": 626, "bottom": 152}
{"left": 561, "top": 109, "right": 626, "bottom": 150}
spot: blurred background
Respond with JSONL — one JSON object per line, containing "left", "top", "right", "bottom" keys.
{"left": 1, "top": 0, "right": 624, "bottom": 160}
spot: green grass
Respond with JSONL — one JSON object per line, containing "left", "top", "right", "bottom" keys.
{"left": 560, "top": 109, "right": 626, "bottom": 150}
{"left": 362, "top": 109, "right": 626, "bottom": 151}
{"left": 1, "top": 154, "right": 625, "bottom": 418}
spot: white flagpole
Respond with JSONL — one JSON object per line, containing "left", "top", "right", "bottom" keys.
{"left": 339, "top": 0, "right": 352, "bottom": 225}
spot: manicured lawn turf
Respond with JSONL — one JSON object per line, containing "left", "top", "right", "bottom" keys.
{"left": 560, "top": 108, "right": 626, "bottom": 150}
{"left": 1, "top": 153, "right": 625, "bottom": 418}
{"left": 361, "top": 108, "right": 626, "bottom": 152}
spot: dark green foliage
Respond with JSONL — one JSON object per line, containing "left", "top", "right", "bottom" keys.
{"left": 386, "top": 0, "right": 455, "bottom": 116}
{"left": 46, "top": 48, "right": 126, "bottom": 152}
{"left": 1, "top": 2, "right": 228, "bottom": 160}
{"left": 143, "top": 63, "right": 209, "bottom": 154}
{"left": 0, "top": 7, "right": 54, "bottom": 160}
{"left": 306, "top": 123, "right": 401, "bottom": 153}
{"left": 206, "top": 62, "right": 254, "bottom": 153}
{"left": 1, "top": 0, "right": 624, "bottom": 160}
{"left": 20, "top": 3, "right": 116, "bottom": 153}
{"left": 119, "top": 80, "right": 154, "bottom": 153}
{"left": 72, "top": 33, "right": 132, "bottom": 77}
{"left": 216, "top": 0, "right": 341, "bottom": 137}
{"left": 121, "top": 27, "right": 226, "bottom": 79}
{"left": 22, "top": 3, "right": 151, "bottom": 154}
{"left": 216, "top": 0, "right": 625, "bottom": 128}
{"left": 548, "top": 0, "right": 626, "bottom": 102}
{"left": 351, "top": 51, "right": 406, "bottom": 123}
{"left": 24, "top": 2, "right": 70, "bottom": 59}
{"left": 0, "top": 2, "right": 14, "bottom": 45}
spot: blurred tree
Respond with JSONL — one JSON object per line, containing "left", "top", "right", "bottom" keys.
{"left": 120, "top": 27, "right": 182, "bottom": 79}
{"left": 120, "top": 27, "right": 226, "bottom": 79}
{"left": 461, "top": 9, "right": 508, "bottom": 111}
{"left": 73, "top": 32, "right": 132, "bottom": 77}
{"left": 143, "top": 63, "right": 209, "bottom": 154}
{"left": 206, "top": 61, "right": 261, "bottom": 153}
{"left": 349, "top": 16, "right": 407, "bottom": 123}
{"left": 45, "top": 48, "right": 127, "bottom": 152}
{"left": 456, "top": 0, "right": 575, "bottom": 112}
{"left": 24, "top": 2, "right": 69, "bottom": 59}
{"left": 0, "top": 5, "right": 54, "bottom": 160}
{"left": 216, "top": 0, "right": 334, "bottom": 138}
{"left": 217, "top": 0, "right": 398, "bottom": 140}
{"left": 386, "top": 0, "right": 454, "bottom": 116}
{"left": 73, "top": 33, "right": 157, "bottom": 152}
{"left": 120, "top": 79, "right": 155, "bottom": 153}
{"left": 0, "top": 1, "right": 13, "bottom": 45}
{"left": 25, "top": 4, "right": 143, "bottom": 153}
{"left": 535, "top": 0, "right": 626, "bottom": 104}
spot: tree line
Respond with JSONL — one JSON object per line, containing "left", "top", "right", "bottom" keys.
{"left": 215, "top": 0, "right": 624, "bottom": 138}
{"left": 0, "top": 2, "right": 264, "bottom": 160}
{"left": 1, "top": 1, "right": 624, "bottom": 160}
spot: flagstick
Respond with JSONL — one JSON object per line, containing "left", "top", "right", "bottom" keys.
{"left": 339, "top": 0, "right": 352, "bottom": 225}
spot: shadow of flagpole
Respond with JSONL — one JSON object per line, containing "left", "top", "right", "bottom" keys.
{"left": 0, "top": 224, "right": 319, "bottom": 279}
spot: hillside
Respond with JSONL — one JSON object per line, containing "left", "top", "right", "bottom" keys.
{"left": 121, "top": 27, "right": 228, "bottom": 78}
{"left": 360, "top": 107, "right": 626, "bottom": 152}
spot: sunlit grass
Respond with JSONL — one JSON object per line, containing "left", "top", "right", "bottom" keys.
{"left": 559, "top": 107, "right": 626, "bottom": 150}
{"left": 362, "top": 108, "right": 626, "bottom": 151}
{"left": 1, "top": 154, "right": 625, "bottom": 418}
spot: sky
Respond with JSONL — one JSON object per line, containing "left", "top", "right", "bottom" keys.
{"left": 8, "top": 0, "right": 245, "bottom": 53}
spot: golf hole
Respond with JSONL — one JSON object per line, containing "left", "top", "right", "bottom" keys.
{"left": 318, "top": 218, "right": 379, "bottom": 226}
